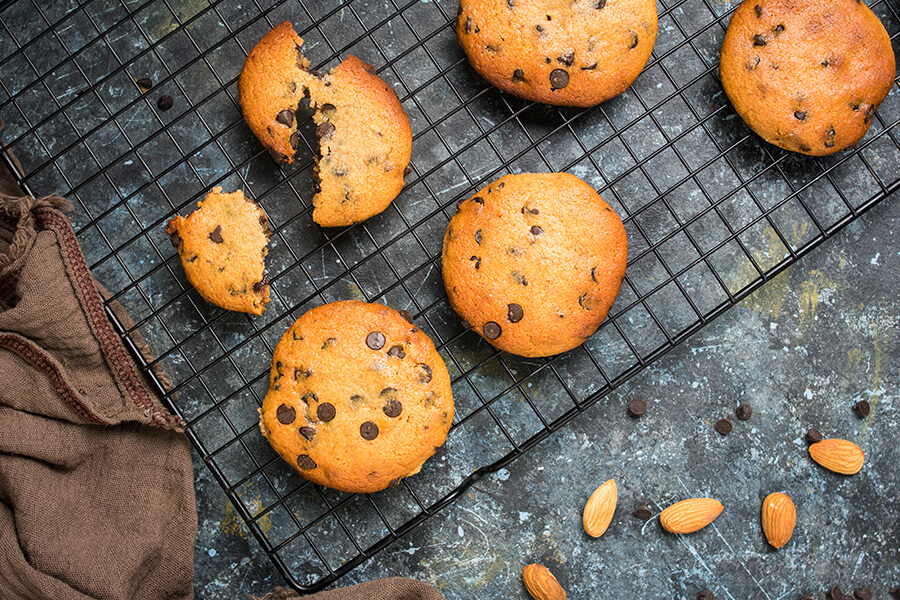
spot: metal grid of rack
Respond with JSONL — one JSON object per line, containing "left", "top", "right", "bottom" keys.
{"left": 1, "top": 0, "right": 898, "bottom": 592}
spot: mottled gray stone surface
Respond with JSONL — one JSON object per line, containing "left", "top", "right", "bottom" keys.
{"left": 193, "top": 194, "right": 898, "bottom": 599}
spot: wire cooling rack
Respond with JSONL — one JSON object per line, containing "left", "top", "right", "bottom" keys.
{"left": 1, "top": 0, "right": 899, "bottom": 592}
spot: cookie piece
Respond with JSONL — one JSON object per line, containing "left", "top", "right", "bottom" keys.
{"left": 259, "top": 301, "right": 454, "bottom": 493}
{"left": 456, "top": 0, "right": 658, "bottom": 107}
{"left": 442, "top": 173, "right": 627, "bottom": 357}
{"left": 719, "top": 0, "right": 895, "bottom": 156}
{"left": 238, "top": 21, "right": 412, "bottom": 227}
{"left": 165, "top": 187, "right": 271, "bottom": 315}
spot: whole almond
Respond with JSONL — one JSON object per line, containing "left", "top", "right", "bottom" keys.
{"left": 761, "top": 492, "right": 796, "bottom": 549}
{"left": 809, "top": 438, "right": 864, "bottom": 475}
{"left": 583, "top": 478, "right": 617, "bottom": 538}
{"left": 659, "top": 498, "right": 724, "bottom": 534}
{"left": 522, "top": 563, "right": 566, "bottom": 600}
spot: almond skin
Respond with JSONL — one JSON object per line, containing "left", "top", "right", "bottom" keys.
{"left": 659, "top": 498, "right": 724, "bottom": 534}
{"left": 522, "top": 563, "right": 566, "bottom": 600}
{"left": 809, "top": 438, "right": 865, "bottom": 475}
{"left": 583, "top": 478, "right": 617, "bottom": 538}
{"left": 761, "top": 492, "right": 796, "bottom": 549}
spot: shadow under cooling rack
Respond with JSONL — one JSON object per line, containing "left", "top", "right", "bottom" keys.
{"left": 1, "top": 0, "right": 899, "bottom": 592}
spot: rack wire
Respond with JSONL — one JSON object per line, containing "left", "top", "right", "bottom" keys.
{"left": 1, "top": 0, "right": 898, "bottom": 592}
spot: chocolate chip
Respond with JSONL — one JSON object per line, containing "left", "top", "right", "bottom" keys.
{"left": 853, "top": 399, "right": 870, "bottom": 417}
{"left": 890, "top": 588, "right": 900, "bottom": 599}
{"left": 136, "top": 77, "right": 153, "bottom": 89}
{"left": 522, "top": 205, "right": 539, "bottom": 214}
{"left": 360, "top": 421, "right": 379, "bottom": 440}
{"left": 581, "top": 63, "right": 598, "bottom": 70}
{"left": 317, "top": 121, "right": 335, "bottom": 139}
{"left": 253, "top": 272, "right": 269, "bottom": 293}
{"left": 404, "top": 163, "right": 414, "bottom": 176}
{"left": 821, "top": 59, "right": 830, "bottom": 67}
{"left": 806, "top": 428, "right": 824, "bottom": 443}
{"left": 269, "top": 149, "right": 287, "bottom": 164}
{"left": 380, "top": 387, "right": 398, "bottom": 399}
{"left": 320, "top": 103, "right": 336, "bottom": 113}
{"left": 628, "top": 398, "right": 647, "bottom": 417}
{"left": 865, "top": 105, "right": 875, "bottom": 124}
{"left": 294, "top": 367, "right": 312, "bottom": 381}
{"left": 825, "top": 127, "right": 836, "bottom": 148}
{"left": 530, "top": 225, "right": 543, "bottom": 236}
{"left": 297, "top": 454, "right": 316, "bottom": 469}
{"left": 475, "top": 229, "right": 482, "bottom": 244}
{"left": 800, "top": 593, "right": 816, "bottom": 600}
{"left": 418, "top": 363, "right": 433, "bottom": 383}
{"left": 828, "top": 587, "right": 845, "bottom": 600}
{"left": 289, "top": 131, "right": 300, "bottom": 150}
{"left": 558, "top": 51, "right": 575, "bottom": 66}
{"left": 535, "top": 24, "right": 544, "bottom": 33}
{"left": 366, "top": 331, "right": 386, "bottom": 350}
{"left": 384, "top": 399, "right": 402, "bottom": 418}
{"left": 715, "top": 417, "right": 733, "bottom": 435}
{"left": 549, "top": 68, "right": 569, "bottom": 89}
{"left": 851, "top": 102, "right": 860, "bottom": 111}
{"left": 276, "top": 404, "right": 296, "bottom": 424}
{"left": 507, "top": 303, "right": 523, "bottom": 323}
{"left": 465, "top": 16, "right": 474, "bottom": 33}
{"left": 795, "top": 110, "right": 807, "bottom": 121}
{"left": 399, "top": 309, "right": 414, "bottom": 324}
{"left": 302, "top": 392, "right": 318, "bottom": 405}
{"left": 698, "top": 591, "right": 716, "bottom": 600}
{"left": 633, "top": 503, "right": 653, "bottom": 519}
{"left": 754, "top": 4, "right": 762, "bottom": 17}
{"left": 387, "top": 345, "right": 406, "bottom": 358}
{"left": 578, "top": 293, "right": 591, "bottom": 310}
{"left": 157, "top": 95, "right": 173, "bottom": 110}
{"left": 513, "top": 271, "right": 528, "bottom": 286}
{"left": 209, "top": 225, "right": 223, "bottom": 243}
{"left": 512, "top": 68, "right": 525, "bottom": 81}
{"left": 753, "top": 34, "right": 767, "bottom": 46}
{"left": 317, "top": 402, "right": 335, "bottom": 422}
{"left": 595, "top": 0, "right": 606, "bottom": 8}
{"left": 483, "top": 321, "right": 501, "bottom": 339}
{"left": 276, "top": 109, "right": 294, "bottom": 126}
{"left": 299, "top": 426, "right": 315, "bottom": 441}
{"left": 854, "top": 587, "right": 873, "bottom": 600}
{"left": 388, "top": 478, "right": 402, "bottom": 488}
{"left": 774, "top": 23, "right": 784, "bottom": 34}
{"left": 736, "top": 403, "right": 752, "bottom": 420}
{"left": 629, "top": 32, "right": 639, "bottom": 49}
{"left": 169, "top": 230, "right": 181, "bottom": 248}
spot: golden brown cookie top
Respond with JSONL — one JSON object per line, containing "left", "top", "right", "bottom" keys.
{"left": 442, "top": 173, "right": 628, "bottom": 357}
{"left": 259, "top": 301, "right": 454, "bottom": 494}
{"left": 457, "top": 0, "right": 658, "bottom": 107}
{"left": 237, "top": 21, "right": 412, "bottom": 227}
{"left": 719, "top": 0, "right": 895, "bottom": 155}
{"left": 165, "top": 187, "right": 271, "bottom": 315}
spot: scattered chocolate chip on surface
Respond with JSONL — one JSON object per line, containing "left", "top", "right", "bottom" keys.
{"left": 628, "top": 398, "right": 647, "bottom": 417}
{"left": 853, "top": 399, "right": 870, "bottom": 417}
{"left": 800, "top": 593, "right": 816, "bottom": 600}
{"left": 736, "top": 403, "right": 753, "bottom": 420}
{"left": 806, "top": 428, "right": 825, "bottom": 443}
{"left": 698, "top": 590, "right": 716, "bottom": 600}
{"left": 136, "top": 77, "right": 153, "bottom": 89}
{"left": 715, "top": 417, "right": 733, "bottom": 435}
{"left": 157, "top": 95, "right": 173, "bottom": 110}
{"left": 828, "top": 587, "right": 846, "bottom": 600}
{"left": 633, "top": 503, "right": 653, "bottom": 519}
{"left": 854, "top": 587, "right": 873, "bottom": 600}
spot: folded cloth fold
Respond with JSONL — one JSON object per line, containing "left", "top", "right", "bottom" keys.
{"left": 0, "top": 159, "right": 196, "bottom": 600}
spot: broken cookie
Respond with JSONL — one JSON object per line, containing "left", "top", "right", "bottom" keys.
{"left": 238, "top": 21, "right": 413, "bottom": 227}
{"left": 165, "top": 187, "right": 271, "bottom": 315}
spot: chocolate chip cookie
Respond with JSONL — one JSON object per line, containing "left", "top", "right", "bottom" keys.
{"left": 456, "top": 0, "right": 658, "bottom": 107}
{"left": 165, "top": 187, "right": 271, "bottom": 315}
{"left": 238, "top": 21, "right": 412, "bottom": 227}
{"left": 442, "top": 173, "right": 628, "bottom": 357}
{"left": 719, "top": 0, "right": 895, "bottom": 156}
{"left": 259, "top": 301, "right": 454, "bottom": 493}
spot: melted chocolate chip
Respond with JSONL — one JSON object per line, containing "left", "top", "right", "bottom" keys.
{"left": 522, "top": 205, "right": 539, "bottom": 214}
{"left": 581, "top": 63, "right": 598, "bottom": 70}
{"left": 417, "top": 363, "right": 433, "bottom": 383}
{"left": 865, "top": 105, "right": 875, "bottom": 124}
{"left": 579, "top": 293, "right": 591, "bottom": 310}
{"left": 317, "top": 121, "right": 335, "bottom": 139}
{"left": 549, "top": 68, "right": 569, "bottom": 89}
{"left": 595, "top": 0, "right": 606, "bottom": 8}
{"left": 276, "top": 109, "right": 294, "bottom": 126}
{"left": 753, "top": 34, "right": 767, "bottom": 46}
{"left": 825, "top": 127, "right": 836, "bottom": 148}
{"left": 322, "top": 337, "right": 336, "bottom": 349}
{"left": 297, "top": 454, "right": 316, "bottom": 469}
{"left": 384, "top": 399, "right": 402, "bottom": 417}
{"left": 475, "top": 229, "right": 482, "bottom": 244}
{"left": 302, "top": 392, "right": 318, "bottom": 405}
{"left": 253, "top": 273, "right": 269, "bottom": 293}
{"left": 512, "top": 68, "right": 525, "bottom": 81}
{"left": 473, "top": 196, "right": 484, "bottom": 206}
{"left": 276, "top": 404, "right": 296, "bottom": 424}
{"left": 629, "top": 32, "right": 639, "bottom": 49}
{"left": 794, "top": 110, "right": 807, "bottom": 121}
{"left": 470, "top": 256, "right": 481, "bottom": 269}
{"left": 299, "top": 426, "right": 315, "bottom": 440}
{"left": 366, "top": 331, "right": 386, "bottom": 350}
{"left": 169, "top": 230, "right": 182, "bottom": 248}
{"left": 387, "top": 345, "right": 406, "bottom": 358}
{"left": 465, "top": 16, "right": 474, "bottom": 33}
{"left": 294, "top": 367, "right": 312, "bottom": 381}
{"left": 530, "top": 225, "right": 543, "bottom": 236}
{"left": 591, "top": 267, "right": 598, "bottom": 283}
{"left": 754, "top": 4, "right": 762, "bottom": 17}
{"left": 360, "top": 421, "right": 379, "bottom": 440}
{"left": 558, "top": 51, "right": 575, "bottom": 66}
{"left": 773, "top": 23, "right": 784, "bottom": 34}
{"left": 209, "top": 225, "right": 223, "bottom": 243}
{"left": 536, "top": 24, "right": 544, "bottom": 33}
{"left": 512, "top": 271, "right": 528, "bottom": 286}
{"left": 508, "top": 303, "right": 523, "bottom": 323}
{"left": 317, "top": 402, "right": 335, "bottom": 422}
{"left": 380, "top": 387, "right": 398, "bottom": 399}
{"left": 483, "top": 321, "right": 502, "bottom": 339}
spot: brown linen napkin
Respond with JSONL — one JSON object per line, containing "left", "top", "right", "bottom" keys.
{"left": 249, "top": 578, "right": 447, "bottom": 600}
{"left": 0, "top": 159, "right": 196, "bottom": 599}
